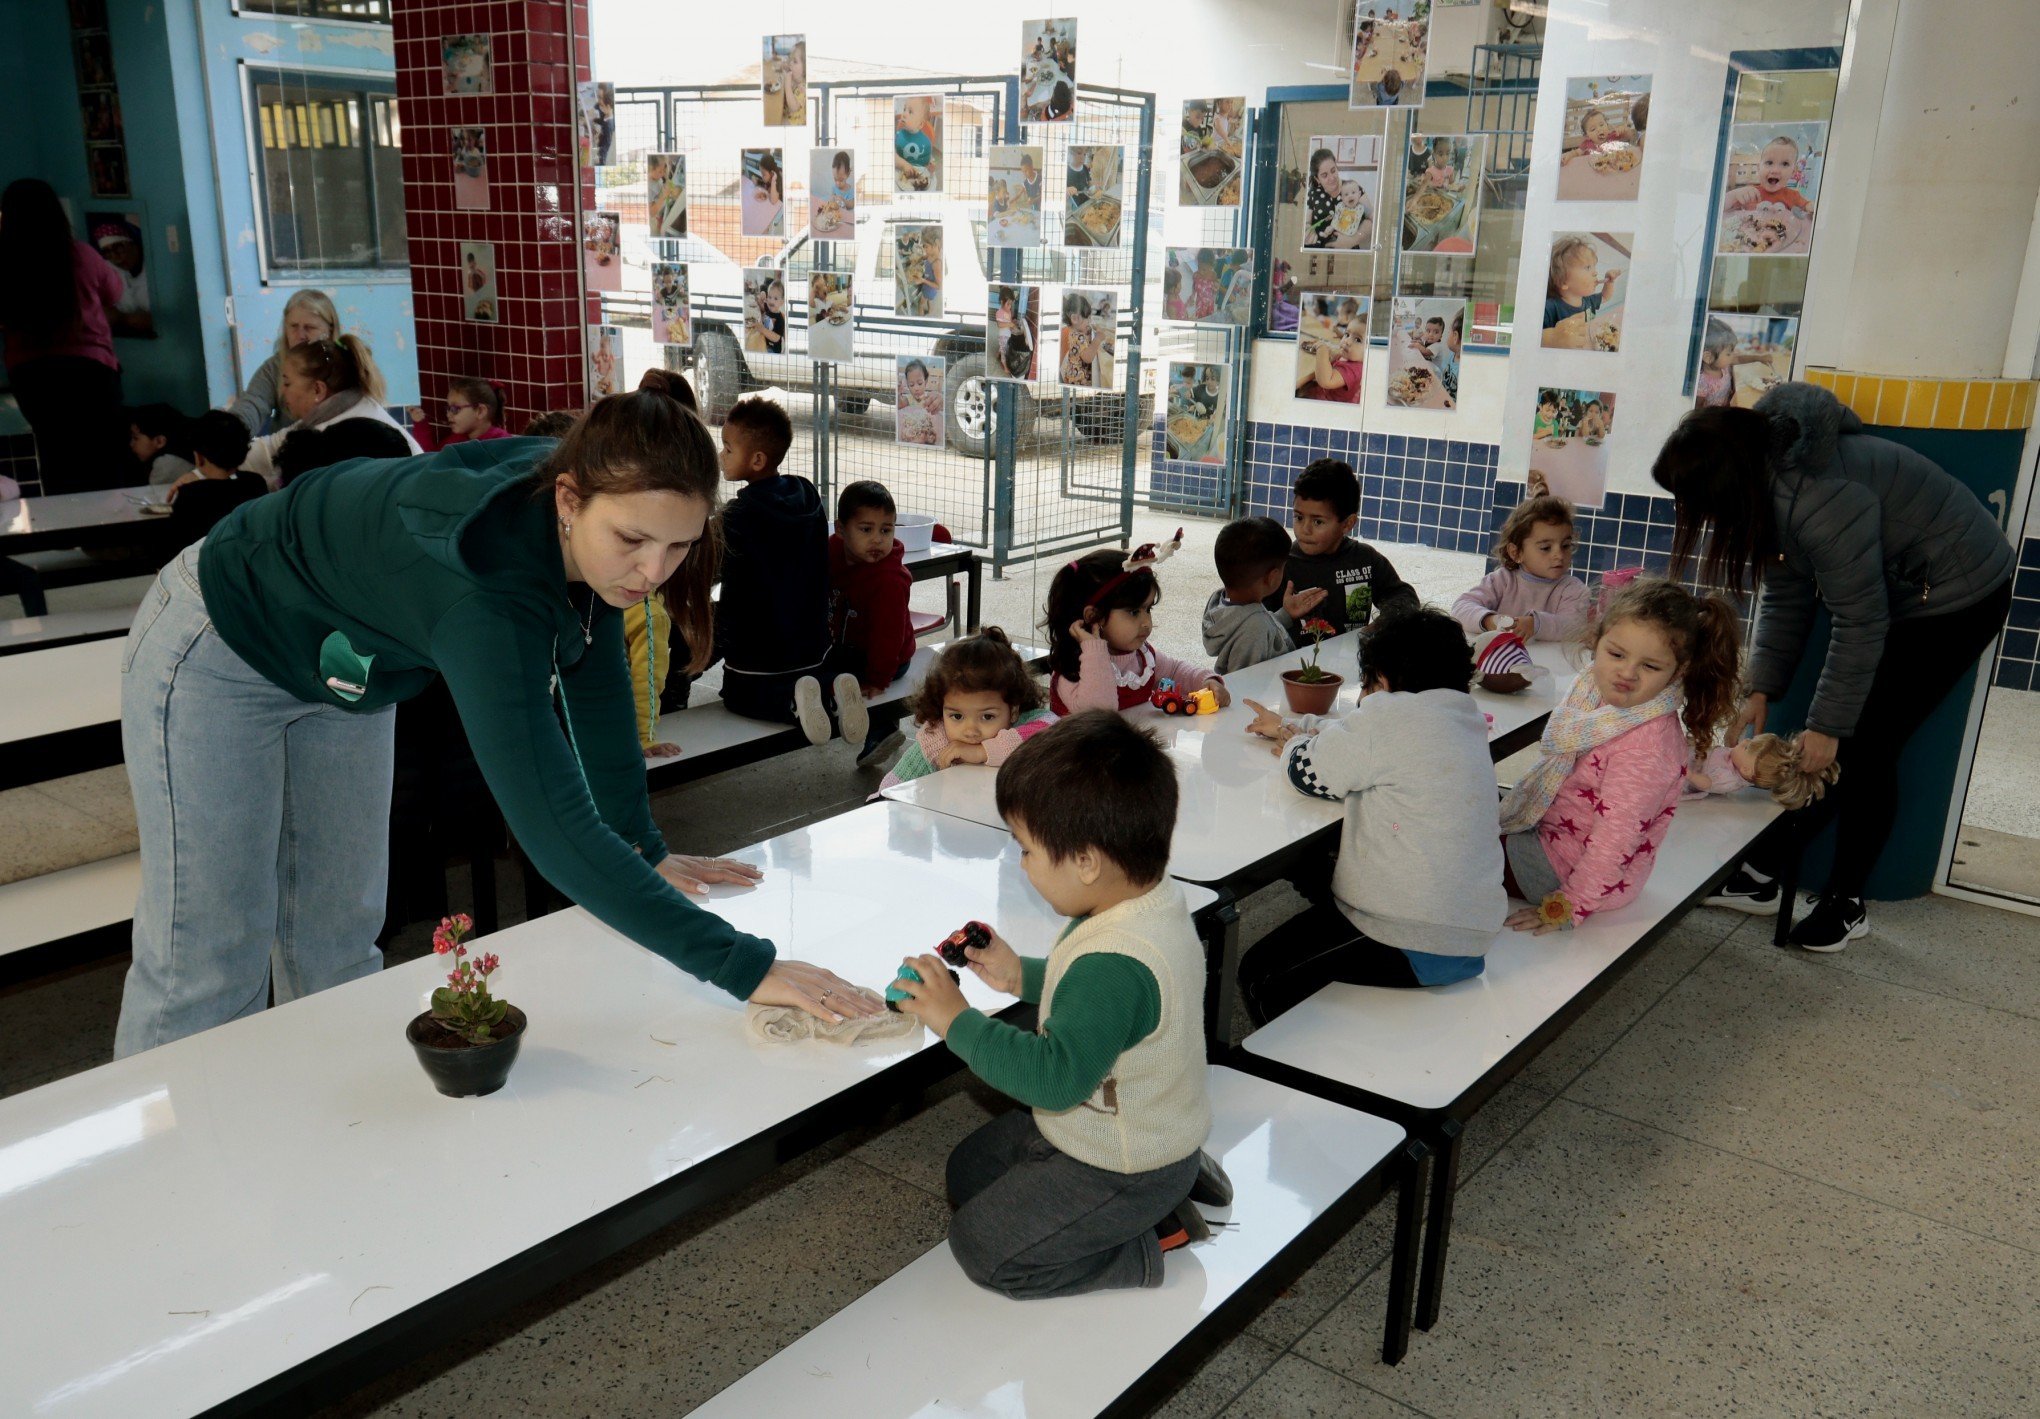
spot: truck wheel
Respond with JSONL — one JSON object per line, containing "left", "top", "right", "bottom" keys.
{"left": 946, "top": 353, "right": 1036, "bottom": 457}
{"left": 694, "top": 326, "right": 749, "bottom": 424}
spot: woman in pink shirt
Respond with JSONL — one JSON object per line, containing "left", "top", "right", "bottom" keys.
{"left": 0, "top": 179, "right": 131, "bottom": 493}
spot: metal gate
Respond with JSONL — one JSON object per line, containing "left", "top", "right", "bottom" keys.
{"left": 603, "top": 76, "right": 1156, "bottom": 575}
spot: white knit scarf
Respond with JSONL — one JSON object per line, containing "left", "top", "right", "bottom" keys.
{"left": 1499, "top": 674, "right": 1682, "bottom": 834}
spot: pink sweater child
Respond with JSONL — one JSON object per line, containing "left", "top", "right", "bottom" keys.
{"left": 1452, "top": 566, "right": 1591, "bottom": 642}
{"left": 1524, "top": 712, "right": 1689, "bottom": 927}
{"left": 1049, "top": 640, "right": 1221, "bottom": 716}
{"left": 877, "top": 712, "right": 1056, "bottom": 794}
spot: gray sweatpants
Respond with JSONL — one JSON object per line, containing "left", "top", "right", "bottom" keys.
{"left": 946, "top": 1109, "right": 1201, "bottom": 1299}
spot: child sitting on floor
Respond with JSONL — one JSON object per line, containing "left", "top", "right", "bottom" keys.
{"left": 1499, "top": 577, "right": 1741, "bottom": 933}
{"left": 879, "top": 628, "right": 1055, "bottom": 791}
{"left": 164, "top": 411, "right": 265, "bottom": 550}
{"left": 712, "top": 395, "right": 865, "bottom": 747}
{"left": 1685, "top": 731, "right": 1841, "bottom": 808}
{"left": 890, "top": 711, "right": 1229, "bottom": 1297}
{"left": 1045, "top": 538, "right": 1229, "bottom": 714}
{"left": 1452, "top": 491, "right": 1591, "bottom": 643}
{"left": 828, "top": 480, "right": 918, "bottom": 701}
{"left": 1237, "top": 608, "right": 1506, "bottom": 1021}
{"left": 1264, "top": 458, "right": 1419, "bottom": 635}
{"left": 1201, "top": 515, "right": 1315, "bottom": 673}
{"left": 129, "top": 404, "right": 194, "bottom": 488}
{"left": 407, "top": 376, "right": 508, "bottom": 452}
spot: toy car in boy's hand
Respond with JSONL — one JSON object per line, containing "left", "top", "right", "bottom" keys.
{"left": 936, "top": 920, "right": 994, "bottom": 967}
{"left": 884, "top": 961, "right": 960, "bottom": 1012}
{"left": 1151, "top": 677, "right": 1220, "bottom": 715}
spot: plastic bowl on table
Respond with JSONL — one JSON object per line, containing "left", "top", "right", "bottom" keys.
{"left": 894, "top": 513, "right": 936, "bottom": 553}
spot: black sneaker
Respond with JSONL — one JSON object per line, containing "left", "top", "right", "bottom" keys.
{"left": 1705, "top": 865, "right": 1781, "bottom": 916}
{"left": 1789, "top": 894, "right": 1867, "bottom": 953}
{"left": 1189, "top": 1149, "right": 1234, "bottom": 1208}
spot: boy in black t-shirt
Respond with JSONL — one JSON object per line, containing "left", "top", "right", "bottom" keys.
{"left": 1263, "top": 458, "right": 1417, "bottom": 635}
{"left": 166, "top": 411, "right": 266, "bottom": 550}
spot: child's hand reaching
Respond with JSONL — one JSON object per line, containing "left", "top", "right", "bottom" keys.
{"left": 1282, "top": 582, "right": 1328, "bottom": 619}
{"left": 1208, "top": 679, "right": 1231, "bottom": 709}
{"left": 1243, "top": 698, "right": 1299, "bottom": 754}
{"left": 960, "top": 927, "right": 1024, "bottom": 996}
{"left": 405, "top": 406, "right": 426, "bottom": 424}
{"left": 933, "top": 741, "right": 990, "bottom": 769}
{"left": 890, "top": 953, "right": 970, "bottom": 1036}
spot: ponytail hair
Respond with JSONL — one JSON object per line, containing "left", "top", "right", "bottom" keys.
{"left": 1741, "top": 732, "right": 1841, "bottom": 811}
{"left": 285, "top": 334, "right": 387, "bottom": 406}
{"left": 1590, "top": 576, "right": 1743, "bottom": 754}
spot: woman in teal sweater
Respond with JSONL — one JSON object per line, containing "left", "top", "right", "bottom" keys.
{"left": 115, "top": 391, "right": 874, "bottom": 1056}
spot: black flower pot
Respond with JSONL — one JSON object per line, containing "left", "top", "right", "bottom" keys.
{"left": 407, "top": 1006, "right": 527, "bottom": 1097}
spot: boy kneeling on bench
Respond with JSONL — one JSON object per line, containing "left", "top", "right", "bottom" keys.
{"left": 890, "top": 711, "right": 1231, "bottom": 1297}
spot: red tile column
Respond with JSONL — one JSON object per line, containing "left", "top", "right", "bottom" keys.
{"left": 392, "top": 0, "right": 594, "bottom": 440}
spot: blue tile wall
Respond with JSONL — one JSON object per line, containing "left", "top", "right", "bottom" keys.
{"left": 0, "top": 432, "right": 37, "bottom": 495}
{"left": 1994, "top": 535, "right": 2040, "bottom": 691}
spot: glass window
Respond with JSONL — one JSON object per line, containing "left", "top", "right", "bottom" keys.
{"left": 246, "top": 66, "right": 407, "bottom": 277}
{"left": 234, "top": 0, "right": 391, "bottom": 23}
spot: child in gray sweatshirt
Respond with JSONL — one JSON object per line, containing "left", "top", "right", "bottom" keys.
{"left": 1201, "top": 516, "right": 1314, "bottom": 673}
{"left": 1236, "top": 606, "right": 1505, "bottom": 1023}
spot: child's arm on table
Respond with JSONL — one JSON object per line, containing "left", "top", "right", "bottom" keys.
{"left": 1451, "top": 569, "right": 1505, "bottom": 633}
{"left": 980, "top": 710, "right": 1056, "bottom": 767}
{"left": 1278, "top": 710, "right": 1378, "bottom": 800}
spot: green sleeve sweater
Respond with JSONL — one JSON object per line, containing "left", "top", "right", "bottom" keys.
{"left": 194, "top": 438, "right": 775, "bottom": 1000}
{"left": 945, "top": 953, "right": 1161, "bottom": 1111}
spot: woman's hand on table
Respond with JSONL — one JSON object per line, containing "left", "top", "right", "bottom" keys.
{"left": 655, "top": 854, "right": 763, "bottom": 898}
{"left": 960, "top": 927, "right": 1024, "bottom": 997}
{"left": 751, "top": 959, "right": 882, "bottom": 1023}
{"left": 1795, "top": 729, "right": 1838, "bottom": 775}
{"left": 890, "top": 952, "right": 969, "bottom": 1036}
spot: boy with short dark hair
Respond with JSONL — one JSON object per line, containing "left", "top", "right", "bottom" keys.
{"left": 714, "top": 396, "right": 865, "bottom": 745}
{"left": 1202, "top": 515, "right": 1306, "bottom": 673}
{"left": 891, "top": 710, "right": 1227, "bottom": 1298}
{"left": 829, "top": 479, "right": 917, "bottom": 700}
{"left": 166, "top": 411, "right": 265, "bottom": 549}
{"left": 1264, "top": 458, "right": 1417, "bottom": 635}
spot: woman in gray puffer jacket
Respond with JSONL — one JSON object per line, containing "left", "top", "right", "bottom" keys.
{"left": 1652, "top": 380, "right": 2014, "bottom": 950}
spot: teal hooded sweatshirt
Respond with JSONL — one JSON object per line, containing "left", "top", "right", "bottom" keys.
{"left": 196, "top": 436, "right": 774, "bottom": 1000}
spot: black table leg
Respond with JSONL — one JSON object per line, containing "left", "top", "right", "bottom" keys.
{"left": 966, "top": 553, "right": 982, "bottom": 633}
{"left": 1199, "top": 894, "right": 1242, "bottom": 1053}
{"left": 469, "top": 813, "right": 500, "bottom": 937}
{"left": 1772, "top": 842, "right": 1801, "bottom": 947}
{"left": 1382, "top": 1136, "right": 1428, "bottom": 1366}
{"left": 1415, "top": 1116, "right": 1464, "bottom": 1330}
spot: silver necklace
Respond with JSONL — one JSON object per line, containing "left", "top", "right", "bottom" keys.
{"left": 568, "top": 586, "right": 595, "bottom": 645}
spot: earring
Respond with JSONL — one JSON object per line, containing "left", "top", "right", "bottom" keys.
{"left": 560, "top": 518, "right": 573, "bottom": 533}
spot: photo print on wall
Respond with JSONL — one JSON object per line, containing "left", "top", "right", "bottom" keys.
{"left": 652, "top": 263, "right": 691, "bottom": 347}
{"left": 85, "top": 210, "right": 151, "bottom": 336}
{"left": 987, "top": 284, "right": 1042, "bottom": 382}
{"left": 1694, "top": 311, "right": 1797, "bottom": 409}
{"left": 1350, "top": 1, "right": 1431, "bottom": 109}
{"left": 1020, "top": 18, "right": 1077, "bottom": 123}
{"left": 895, "top": 96, "right": 943, "bottom": 192}
{"left": 1180, "top": 98, "right": 1246, "bottom": 206}
{"left": 1386, "top": 296, "right": 1467, "bottom": 409}
{"left": 577, "top": 81, "right": 614, "bottom": 167}
{"left": 808, "top": 274, "right": 854, "bottom": 364}
{"left": 1302, "top": 133, "right": 1383, "bottom": 251}
{"left": 741, "top": 148, "right": 785, "bottom": 237}
{"left": 988, "top": 145, "right": 1045, "bottom": 247}
{"left": 1542, "top": 231, "right": 1630, "bottom": 352}
{"left": 648, "top": 152, "right": 687, "bottom": 239}
{"left": 1402, "top": 132, "right": 1486, "bottom": 255}
{"left": 584, "top": 211, "right": 621, "bottom": 292}
{"left": 1059, "top": 288, "right": 1118, "bottom": 389}
{"left": 810, "top": 148, "right": 856, "bottom": 240}
{"left": 1163, "top": 246, "right": 1255, "bottom": 325}
{"left": 1065, "top": 144, "right": 1124, "bottom": 247}
{"left": 1294, "top": 291, "right": 1372, "bottom": 405}
{"left": 451, "top": 127, "right": 488, "bottom": 210}
{"left": 742, "top": 267, "right": 789, "bottom": 355}
{"left": 1165, "top": 361, "right": 1230, "bottom": 464}
{"left": 1558, "top": 75, "right": 1648, "bottom": 201}
{"left": 1717, "top": 120, "right": 1826, "bottom": 255}
{"left": 588, "top": 325, "right": 622, "bottom": 399}
{"left": 460, "top": 240, "right": 498, "bottom": 324}
{"left": 442, "top": 34, "right": 492, "bottom": 95}
{"left": 763, "top": 35, "right": 807, "bottom": 127}
{"left": 1530, "top": 386, "right": 1616, "bottom": 507}
{"left": 893, "top": 223, "right": 943, "bottom": 316}
{"left": 896, "top": 354, "right": 947, "bottom": 448}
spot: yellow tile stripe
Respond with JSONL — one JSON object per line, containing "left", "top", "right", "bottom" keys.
{"left": 1803, "top": 368, "right": 2038, "bottom": 430}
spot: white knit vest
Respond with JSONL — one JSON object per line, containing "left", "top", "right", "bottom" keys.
{"left": 1034, "top": 879, "right": 1213, "bottom": 1174}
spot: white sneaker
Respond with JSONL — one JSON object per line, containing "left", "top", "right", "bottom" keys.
{"left": 793, "top": 676, "right": 831, "bottom": 746}
{"left": 833, "top": 673, "right": 870, "bottom": 748}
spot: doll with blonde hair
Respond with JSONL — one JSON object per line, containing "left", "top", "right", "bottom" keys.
{"left": 1686, "top": 732, "right": 1840, "bottom": 810}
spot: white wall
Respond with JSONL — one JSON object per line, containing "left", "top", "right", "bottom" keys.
{"left": 1503, "top": 0, "right": 1853, "bottom": 499}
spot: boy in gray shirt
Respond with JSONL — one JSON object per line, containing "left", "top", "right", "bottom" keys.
{"left": 1201, "top": 516, "right": 1317, "bottom": 673}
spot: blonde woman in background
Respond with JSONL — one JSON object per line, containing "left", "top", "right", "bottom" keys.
{"left": 226, "top": 290, "right": 372, "bottom": 435}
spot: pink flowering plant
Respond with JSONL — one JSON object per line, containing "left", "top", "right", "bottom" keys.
{"left": 1292, "top": 617, "right": 1341, "bottom": 683}
{"left": 429, "top": 914, "right": 510, "bottom": 1043}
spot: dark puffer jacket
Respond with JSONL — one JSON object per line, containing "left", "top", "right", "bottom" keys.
{"left": 1746, "top": 382, "right": 2015, "bottom": 737}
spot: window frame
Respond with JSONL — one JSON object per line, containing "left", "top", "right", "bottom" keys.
{"left": 230, "top": 0, "right": 392, "bottom": 30}
{"left": 238, "top": 60, "right": 409, "bottom": 287}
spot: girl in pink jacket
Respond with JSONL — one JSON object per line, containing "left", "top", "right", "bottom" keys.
{"left": 1044, "top": 541, "right": 1230, "bottom": 715}
{"left": 1452, "top": 491, "right": 1592, "bottom": 642}
{"left": 1498, "top": 578, "right": 1742, "bottom": 931}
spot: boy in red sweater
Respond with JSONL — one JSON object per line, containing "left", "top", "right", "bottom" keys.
{"left": 829, "top": 480, "right": 918, "bottom": 700}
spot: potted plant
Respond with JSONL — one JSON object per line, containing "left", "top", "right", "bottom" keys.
{"left": 1281, "top": 617, "right": 1344, "bottom": 715}
{"left": 406, "top": 914, "right": 527, "bottom": 1097}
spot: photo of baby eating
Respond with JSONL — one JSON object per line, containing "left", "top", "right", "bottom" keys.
{"left": 1717, "top": 121, "right": 1825, "bottom": 256}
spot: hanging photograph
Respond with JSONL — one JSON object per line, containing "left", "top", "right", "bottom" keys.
{"left": 1530, "top": 386, "right": 1615, "bottom": 508}
{"left": 588, "top": 325, "right": 622, "bottom": 400}
{"left": 1164, "top": 361, "right": 1230, "bottom": 464}
{"left": 808, "top": 274, "right": 854, "bottom": 364}
{"left": 1349, "top": 1, "right": 1430, "bottom": 109}
{"left": 1301, "top": 134, "right": 1382, "bottom": 251}
{"left": 893, "top": 223, "right": 943, "bottom": 316}
{"left": 652, "top": 263, "right": 691, "bottom": 348}
{"left": 1270, "top": 259, "right": 1300, "bottom": 334}
{"left": 84, "top": 210, "right": 151, "bottom": 337}
{"left": 1717, "top": 120, "right": 1826, "bottom": 256}
{"left": 87, "top": 145, "right": 127, "bottom": 198}
{"left": 810, "top": 148, "right": 856, "bottom": 240}
{"left": 1386, "top": 296, "right": 1466, "bottom": 409}
{"left": 1293, "top": 292, "right": 1371, "bottom": 405}
{"left": 740, "top": 148, "right": 785, "bottom": 237}
{"left": 986, "top": 284, "right": 1041, "bottom": 382}
{"left": 441, "top": 34, "right": 492, "bottom": 95}
{"left": 1401, "top": 132, "right": 1485, "bottom": 255}
{"left": 1058, "top": 288, "right": 1118, "bottom": 389}
{"left": 1065, "top": 144, "right": 1124, "bottom": 247}
{"left": 987, "top": 145, "right": 1044, "bottom": 248}
{"left": 762, "top": 35, "right": 807, "bottom": 127}
{"left": 1542, "top": 231, "right": 1630, "bottom": 352}
{"left": 1694, "top": 311, "right": 1797, "bottom": 409}
{"left": 648, "top": 152, "right": 687, "bottom": 239}
{"left": 894, "top": 96, "right": 943, "bottom": 193}
{"left": 1558, "top": 75, "right": 1649, "bottom": 201}
{"left": 451, "top": 127, "right": 488, "bottom": 210}
{"left": 460, "top": 240, "right": 499, "bottom": 324}
{"left": 576, "top": 81, "right": 614, "bottom": 168}
{"left": 81, "top": 91, "right": 122, "bottom": 144}
{"left": 1020, "top": 18, "right": 1077, "bottom": 123}
{"left": 742, "top": 267, "right": 789, "bottom": 355}
{"left": 896, "top": 355, "right": 947, "bottom": 448}
{"left": 583, "top": 211, "right": 621, "bottom": 292}
{"left": 1163, "top": 246, "right": 1255, "bottom": 325}
{"left": 1178, "top": 98, "right": 1246, "bottom": 207}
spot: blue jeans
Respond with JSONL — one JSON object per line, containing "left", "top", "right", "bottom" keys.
{"left": 115, "top": 543, "right": 396, "bottom": 1058}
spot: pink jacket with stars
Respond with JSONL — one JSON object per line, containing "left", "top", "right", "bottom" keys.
{"left": 1535, "top": 713, "right": 1688, "bottom": 926}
